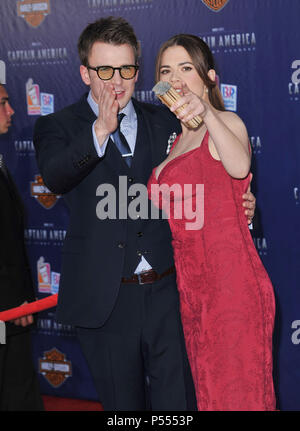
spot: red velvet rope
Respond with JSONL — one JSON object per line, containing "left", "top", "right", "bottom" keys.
{"left": 0, "top": 294, "right": 58, "bottom": 322}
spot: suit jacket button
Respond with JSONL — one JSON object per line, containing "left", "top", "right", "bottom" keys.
{"left": 118, "top": 242, "right": 125, "bottom": 248}
{"left": 137, "top": 232, "right": 143, "bottom": 237}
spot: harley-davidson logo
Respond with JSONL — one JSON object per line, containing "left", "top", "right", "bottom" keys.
{"left": 201, "top": 0, "right": 229, "bottom": 12}
{"left": 17, "top": 0, "right": 50, "bottom": 28}
{"left": 39, "top": 348, "right": 72, "bottom": 388}
{"left": 31, "top": 174, "right": 60, "bottom": 209}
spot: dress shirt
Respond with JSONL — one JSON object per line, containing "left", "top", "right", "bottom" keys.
{"left": 87, "top": 91, "right": 151, "bottom": 274}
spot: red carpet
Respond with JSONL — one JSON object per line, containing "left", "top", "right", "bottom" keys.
{"left": 42, "top": 395, "right": 103, "bottom": 411}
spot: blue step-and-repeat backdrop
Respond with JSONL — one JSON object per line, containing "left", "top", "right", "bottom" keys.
{"left": 0, "top": 0, "right": 299, "bottom": 410}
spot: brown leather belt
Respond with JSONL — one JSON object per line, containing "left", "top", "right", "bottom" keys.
{"left": 121, "top": 266, "right": 175, "bottom": 285}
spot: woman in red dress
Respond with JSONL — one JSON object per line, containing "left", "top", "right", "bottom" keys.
{"left": 148, "top": 34, "right": 276, "bottom": 410}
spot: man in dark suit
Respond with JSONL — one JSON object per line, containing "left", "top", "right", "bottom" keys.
{"left": 33, "top": 17, "right": 255, "bottom": 411}
{"left": 0, "top": 83, "right": 43, "bottom": 410}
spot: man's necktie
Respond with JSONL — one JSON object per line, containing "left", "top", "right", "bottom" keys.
{"left": 112, "top": 113, "right": 133, "bottom": 167}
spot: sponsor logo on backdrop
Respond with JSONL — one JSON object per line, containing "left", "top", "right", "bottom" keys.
{"left": 252, "top": 237, "right": 268, "bottom": 256}
{"left": 17, "top": 0, "right": 50, "bottom": 28}
{"left": 134, "top": 90, "right": 156, "bottom": 104}
{"left": 294, "top": 187, "right": 299, "bottom": 205}
{"left": 201, "top": 0, "right": 229, "bottom": 12}
{"left": 31, "top": 174, "right": 61, "bottom": 208}
{"left": 34, "top": 318, "right": 75, "bottom": 336}
{"left": 25, "top": 225, "right": 66, "bottom": 247}
{"left": 8, "top": 45, "right": 68, "bottom": 66}
{"left": 15, "top": 140, "right": 35, "bottom": 157}
{"left": 26, "top": 79, "right": 54, "bottom": 116}
{"left": 289, "top": 59, "right": 300, "bottom": 101}
{"left": 37, "top": 256, "right": 60, "bottom": 294}
{"left": 291, "top": 320, "right": 300, "bottom": 345}
{"left": 0, "top": 60, "right": 6, "bottom": 84}
{"left": 39, "top": 348, "right": 72, "bottom": 388}
{"left": 87, "top": 0, "right": 153, "bottom": 12}
{"left": 250, "top": 136, "right": 262, "bottom": 155}
{"left": 221, "top": 84, "right": 237, "bottom": 111}
{"left": 26, "top": 78, "right": 40, "bottom": 115}
{"left": 201, "top": 29, "right": 256, "bottom": 55}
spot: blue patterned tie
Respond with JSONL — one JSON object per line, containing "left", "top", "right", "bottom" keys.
{"left": 112, "top": 113, "right": 132, "bottom": 167}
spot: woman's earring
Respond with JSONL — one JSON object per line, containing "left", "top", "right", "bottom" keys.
{"left": 205, "top": 87, "right": 209, "bottom": 93}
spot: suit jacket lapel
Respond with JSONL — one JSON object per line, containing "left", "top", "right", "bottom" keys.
{"left": 72, "top": 93, "right": 97, "bottom": 124}
{"left": 132, "top": 99, "right": 166, "bottom": 170}
{"left": 104, "top": 137, "right": 130, "bottom": 179}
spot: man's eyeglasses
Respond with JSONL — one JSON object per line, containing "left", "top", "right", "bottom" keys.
{"left": 87, "top": 65, "right": 139, "bottom": 81}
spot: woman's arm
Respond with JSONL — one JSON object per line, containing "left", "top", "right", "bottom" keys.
{"left": 171, "top": 85, "right": 251, "bottom": 179}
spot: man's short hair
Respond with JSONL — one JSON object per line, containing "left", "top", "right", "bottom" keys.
{"left": 77, "top": 16, "right": 140, "bottom": 67}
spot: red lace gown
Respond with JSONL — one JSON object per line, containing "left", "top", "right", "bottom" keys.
{"left": 148, "top": 131, "right": 276, "bottom": 411}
